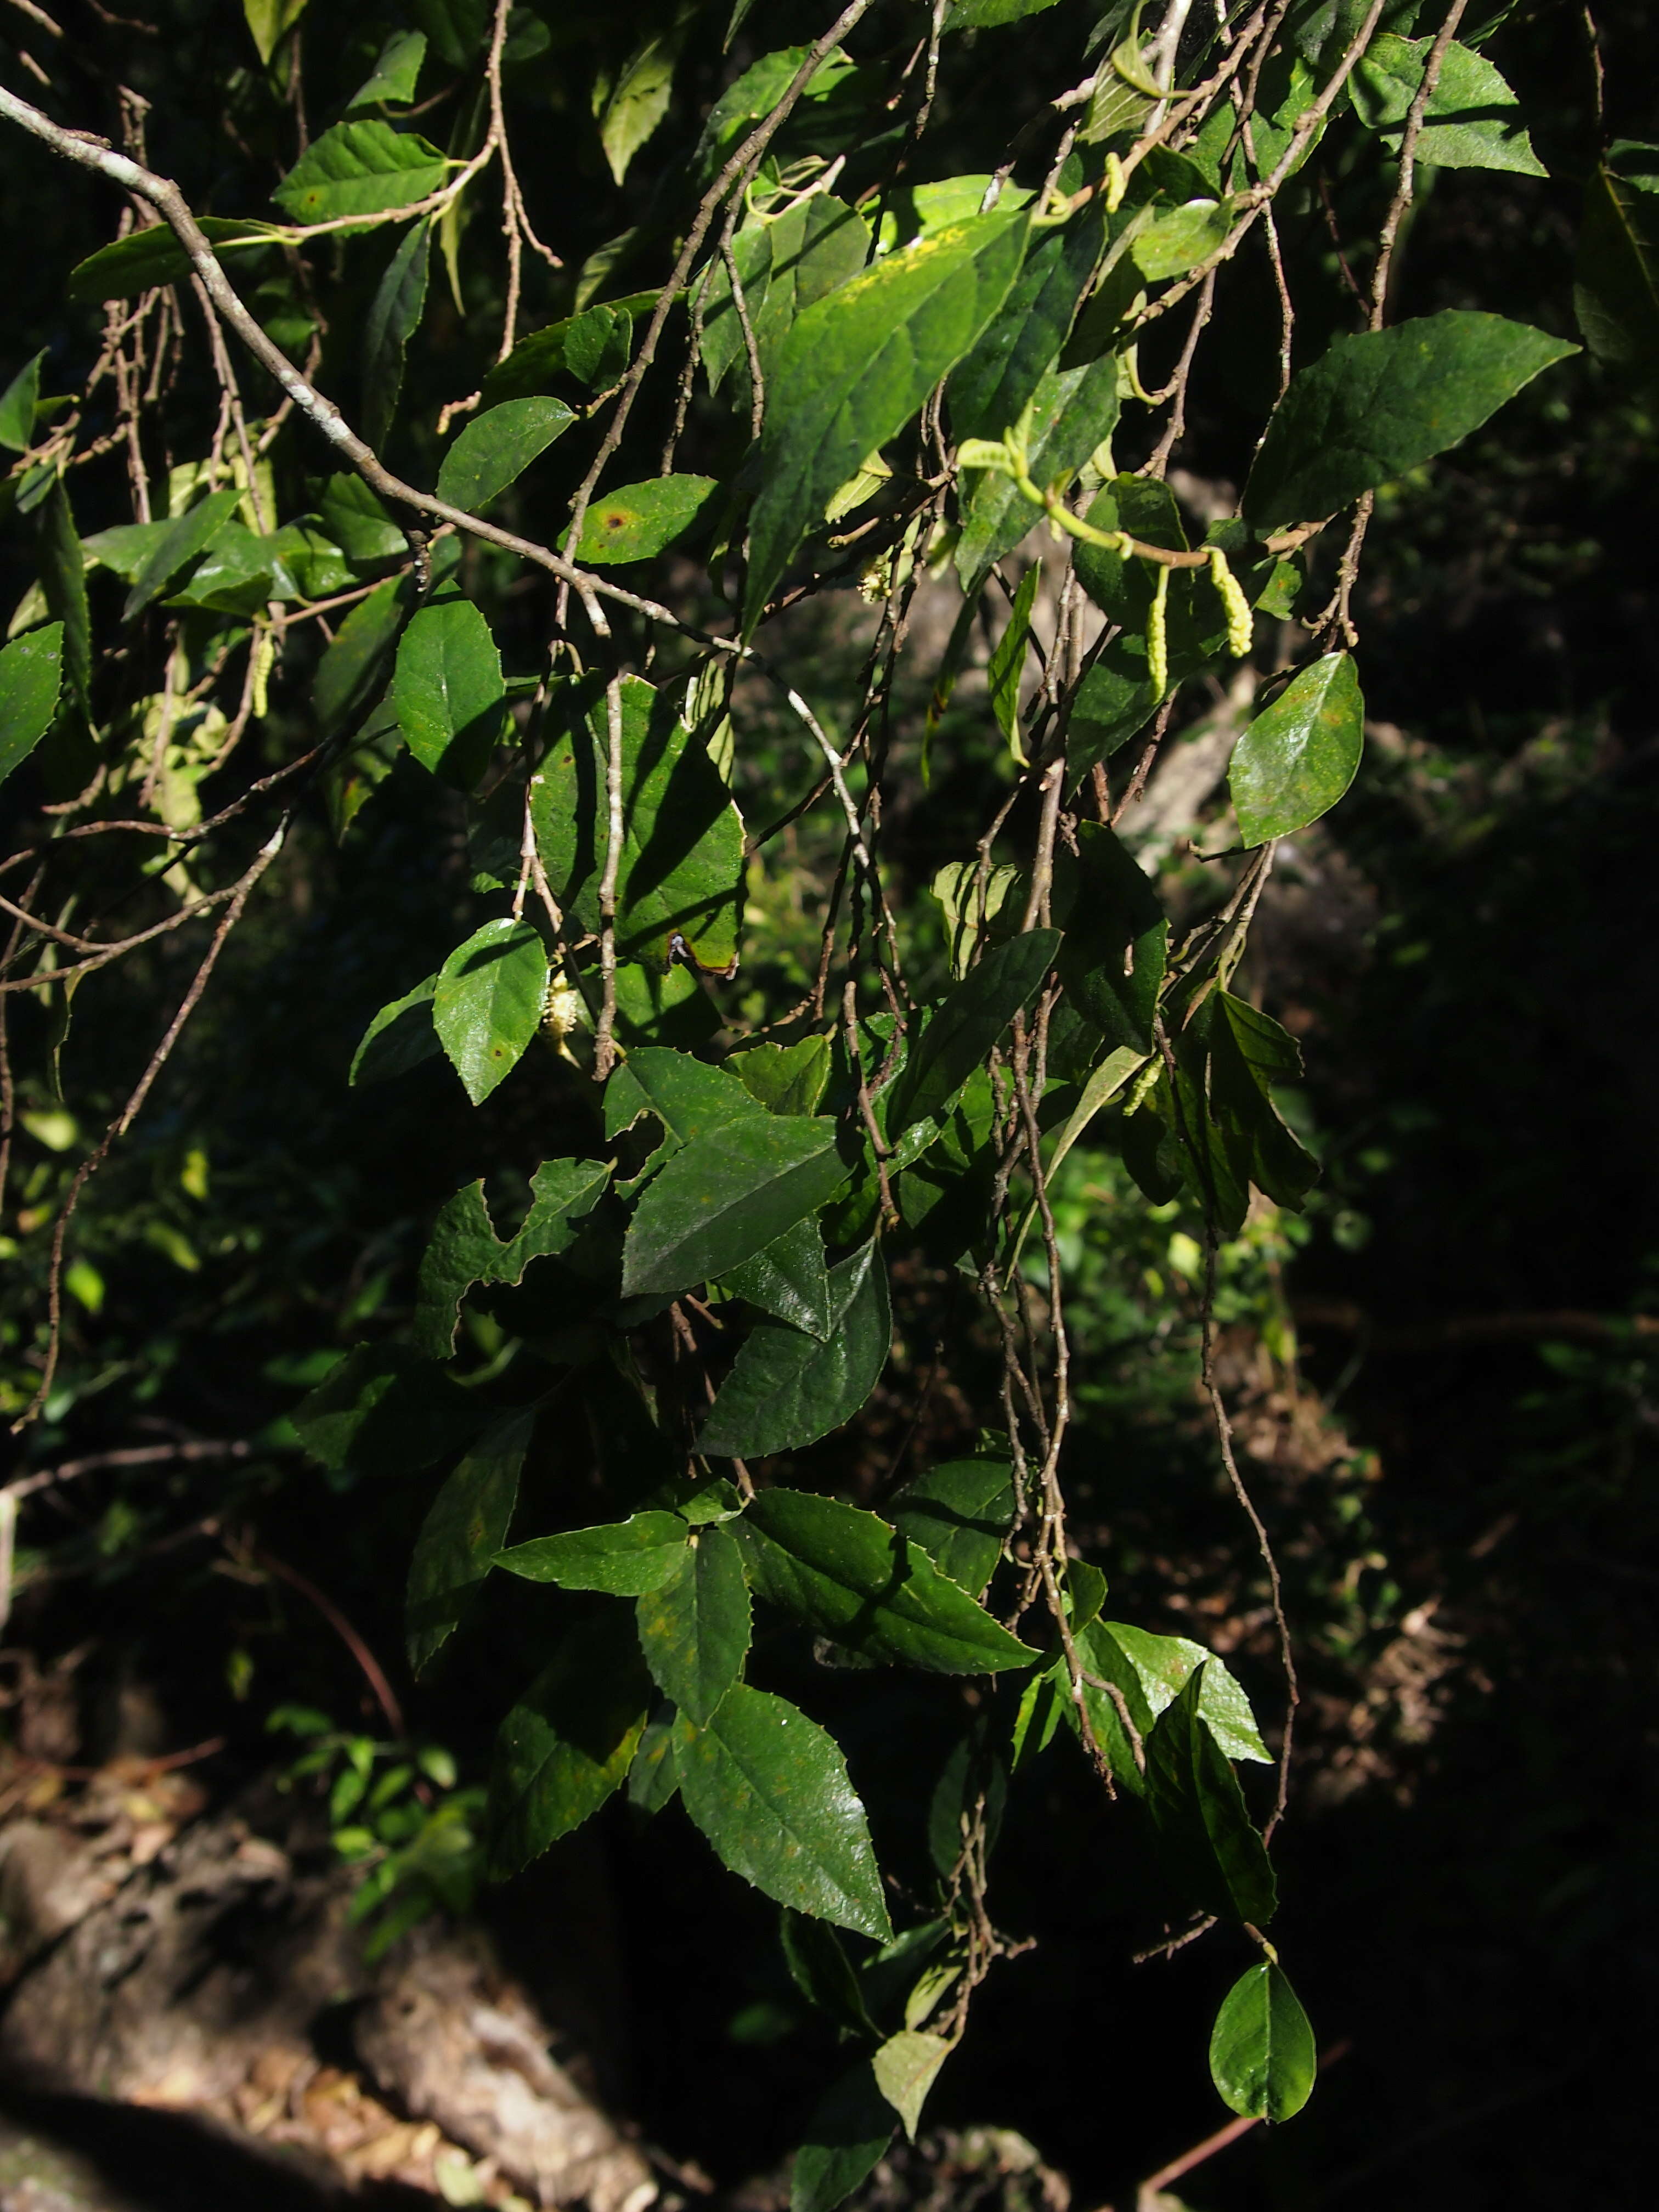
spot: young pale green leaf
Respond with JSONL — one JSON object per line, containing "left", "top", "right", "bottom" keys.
{"left": 349, "top": 975, "right": 441, "bottom": 1087}
{"left": 723, "top": 1214, "right": 833, "bottom": 1339}
{"left": 790, "top": 2061, "right": 896, "bottom": 2212}
{"left": 349, "top": 27, "right": 427, "bottom": 109}
{"left": 487, "top": 1609, "right": 651, "bottom": 1878}
{"left": 987, "top": 562, "right": 1039, "bottom": 753}
{"left": 122, "top": 490, "right": 242, "bottom": 622}
{"left": 1089, "top": 1621, "right": 1269, "bottom": 1764}
{"left": 700, "top": 1241, "right": 890, "bottom": 1459}
{"left": 0, "top": 624, "right": 64, "bottom": 783}
{"left": 1244, "top": 311, "right": 1577, "bottom": 532}
{"left": 735, "top": 1486, "right": 1037, "bottom": 1673}
{"left": 568, "top": 475, "right": 719, "bottom": 565}
{"left": 432, "top": 918, "right": 547, "bottom": 1105}
{"left": 436, "top": 398, "right": 574, "bottom": 511}
{"left": 1209, "top": 1960, "right": 1317, "bottom": 2122}
{"left": 887, "top": 1458, "right": 1014, "bottom": 1598}
{"left": 596, "top": 18, "right": 685, "bottom": 186}
{"left": 621, "top": 1114, "right": 848, "bottom": 1299}
{"left": 1229, "top": 653, "right": 1363, "bottom": 845}
{"left": 887, "top": 929, "right": 1060, "bottom": 1141}
{"left": 1056, "top": 822, "right": 1167, "bottom": 1052}
{"left": 635, "top": 1523, "right": 752, "bottom": 1725}
{"left": 244, "top": 0, "right": 307, "bottom": 66}
{"left": 406, "top": 1404, "right": 535, "bottom": 1675}
{"left": 38, "top": 484, "right": 90, "bottom": 716}
{"left": 362, "top": 217, "right": 431, "bottom": 450}
{"left": 1144, "top": 1668, "right": 1277, "bottom": 1925}
{"left": 393, "top": 592, "right": 505, "bottom": 786}
{"left": 871, "top": 2030, "right": 951, "bottom": 2141}
{"left": 415, "top": 1156, "right": 610, "bottom": 1357}
{"left": 1351, "top": 36, "right": 1545, "bottom": 175}
{"left": 272, "top": 121, "right": 448, "bottom": 227}
{"left": 66, "top": 218, "right": 269, "bottom": 306}
{"left": 1132, "top": 197, "right": 1234, "bottom": 283}
{"left": 745, "top": 209, "right": 1029, "bottom": 628}
{"left": 1574, "top": 149, "right": 1659, "bottom": 374}
{"left": 0, "top": 351, "right": 46, "bottom": 453}
{"left": 673, "top": 1685, "right": 891, "bottom": 1940}
{"left": 498, "top": 1511, "right": 692, "bottom": 1596}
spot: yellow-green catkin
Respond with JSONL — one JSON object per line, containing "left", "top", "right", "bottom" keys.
{"left": 1147, "top": 562, "right": 1171, "bottom": 698}
{"left": 1208, "top": 546, "right": 1253, "bottom": 659}
{"left": 249, "top": 625, "right": 275, "bottom": 720}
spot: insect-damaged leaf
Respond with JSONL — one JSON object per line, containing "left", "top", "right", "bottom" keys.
{"left": 487, "top": 1608, "right": 652, "bottom": 1877}
{"left": 635, "top": 1522, "right": 752, "bottom": 1725}
{"left": 733, "top": 1487, "right": 1036, "bottom": 1673}
{"left": 432, "top": 918, "right": 547, "bottom": 1104}
{"left": 673, "top": 1685, "right": 891, "bottom": 1941}
{"left": 406, "top": 1403, "right": 535, "bottom": 1675}
{"left": 567, "top": 475, "right": 719, "bottom": 565}
{"left": 415, "top": 1156, "right": 610, "bottom": 1357}
{"left": 1209, "top": 1960, "right": 1317, "bottom": 2121}
{"left": 700, "top": 1240, "right": 889, "bottom": 1458}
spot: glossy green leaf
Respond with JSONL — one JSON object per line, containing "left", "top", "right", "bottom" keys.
{"left": 746, "top": 208, "right": 1029, "bottom": 628}
{"left": 887, "top": 929, "right": 1060, "bottom": 1141}
{"left": 122, "top": 489, "right": 242, "bottom": 621}
{"left": 432, "top": 918, "right": 546, "bottom": 1105}
{"left": 1086, "top": 1621, "right": 1269, "bottom": 1764}
{"left": 66, "top": 218, "right": 268, "bottom": 306}
{"left": 731, "top": 1034, "right": 833, "bottom": 1116}
{"left": 735, "top": 1486, "right": 1036, "bottom": 1672}
{"left": 723, "top": 1213, "right": 833, "bottom": 1339}
{"left": 988, "top": 562, "right": 1039, "bottom": 753}
{"left": 244, "top": 0, "right": 307, "bottom": 65}
{"left": 415, "top": 1156, "right": 610, "bottom": 1358}
{"left": 1575, "top": 148, "right": 1659, "bottom": 375}
{"left": 392, "top": 590, "right": 504, "bottom": 785}
{"left": 272, "top": 121, "right": 448, "bottom": 227}
{"left": 349, "top": 27, "right": 427, "bottom": 109}
{"left": 437, "top": 397, "right": 574, "bottom": 511}
{"left": 606, "top": 1047, "right": 764, "bottom": 1177}
{"left": 349, "top": 975, "right": 441, "bottom": 1086}
{"left": 487, "top": 1609, "right": 651, "bottom": 1877}
{"left": 1144, "top": 1669, "right": 1277, "bottom": 1924}
{"left": 1056, "top": 823, "right": 1167, "bottom": 1053}
{"left": 534, "top": 674, "right": 746, "bottom": 968}
{"left": 700, "top": 1240, "right": 889, "bottom": 1458}
{"left": 790, "top": 2062, "right": 895, "bottom": 2212}
{"left": 872, "top": 2030, "right": 950, "bottom": 2141}
{"left": 622, "top": 1114, "right": 847, "bottom": 1300}
{"left": 635, "top": 1523, "right": 752, "bottom": 1725}
{"left": 481, "top": 295, "right": 653, "bottom": 404}
{"left": 673, "top": 1685, "right": 891, "bottom": 1940}
{"left": 1351, "top": 36, "right": 1545, "bottom": 175}
{"left": 1244, "top": 311, "right": 1577, "bottom": 532}
{"left": 498, "top": 1511, "right": 691, "bottom": 1596}
{"left": 38, "top": 482, "right": 91, "bottom": 717}
{"left": 888, "top": 1458, "right": 1014, "bottom": 1597}
{"left": 568, "top": 475, "right": 719, "bottom": 565}
{"left": 0, "top": 624, "right": 63, "bottom": 782}
{"left": 406, "top": 1403, "right": 534, "bottom": 1675}
{"left": 702, "top": 196, "right": 871, "bottom": 396}
{"left": 362, "top": 217, "right": 431, "bottom": 450}
{"left": 1210, "top": 1961, "right": 1317, "bottom": 2121}
{"left": 0, "top": 351, "right": 46, "bottom": 452}
{"left": 1230, "top": 653, "right": 1362, "bottom": 845}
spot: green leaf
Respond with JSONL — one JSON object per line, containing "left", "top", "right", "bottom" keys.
{"left": 122, "top": 489, "right": 242, "bottom": 621}
{"left": 432, "top": 918, "right": 546, "bottom": 1104}
{"left": 317, "top": 473, "right": 409, "bottom": 568}
{"left": 700, "top": 1240, "right": 890, "bottom": 1458}
{"left": 1132, "top": 198, "right": 1234, "bottom": 283}
{"left": 606, "top": 1046, "right": 764, "bottom": 1171}
{"left": 1056, "top": 823, "right": 1167, "bottom": 1053}
{"left": 0, "top": 624, "right": 63, "bottom": 782}
{"left": 731, "top": 1034, "right": 833, "bottom": 1116}
{"left": 362, "top": 217, "right": 431, "bottom": 451}
{"left": 290, "top": 1344, "right": 480, "bottom": 1478}
{"left": 1230, "top": 653, "right": 1362, "bottom": 845}
{"left": 1351, "top": 36, "right": 1545, "bottom": 175}
{"left": 745, "top": 208, "right": 1029, "bottom": 628}
{"left": 1575, "top": 148, "right": 1659, "bottom": 375}
{"left": 1084, "top": 1620, "right": 1269, "bottom": 1764}
{"left": 406, "top": 1403, "right": 535, "bottom": 1675}
{"left": 888, "top": 1458, "right": 1014, "bottom": 1597}
{"left": 735, "top": 1486, "right": 1036, "bottom": 1672}
{"left": 66, "top": 218, "right": 270, "bottom": 306}
{"left": 723, "top": 1213, "right": 833, "bottom": 1339}
{"left": 349, "top": 27, "right": 427, "bottom": 109}
{"left": 498, "top": 1511, "right": 692, "bottom": 1596}
{"left": 244, "top": 0, "right": 307, "bottom": 65}
{"left": 1210, "top": 1960, "right": 1317, "bottom": 2121}
{"left": 627, "top": 1708, "right": 681, "bottom": 1815}
{"left": 950, "top": 204, "right": 1105, "bottom": 445}
{"left": 534, "top": 674, "right": 746, "bottom": 968}
{"left": 987, "top": 562, "right": 1039, "bottom": 753}
{"left": 1201, "top": 990, "right": 1319, "bottom": 1218}
{"left": 568, "top": 475, "right": 719, "bottom": 565}
{"left": 0, "top": 351, "right": 46, "bottom": 452}
{"left": 673, "top": 1685, "right": 891, "bottom": 1940}
{"left": 272, "top": 121, "right": 448, "bottom": 227}
{"left": 702, "top": 196, "right": 871, "bottom": 397}
{"left": 1244, "top": 311, "right": 1577, "bottom": 532}
{"left": 872, "top": 2030, "right": 951, "bottom": 2141}
{"left": 691, "top": 45, "right": 857, "bottom": 189}
{"left": 782, "top": 1910, "right": 878, "bottom": 2039}
{"left": 349, "top": 975, "right": 441, "bottom": 1086}
{"left": 886, "top": 929, "right": 1060, "bottom": 1141}
{"left": 1144, "top": 1668, "right": 1277, "bottom": 1924}
{"left": 622, "top": 1113, "right": 847, "bottom": 1300}
{"left": 437, "top": 398, "right": 574, "bottom": 511}
{"left": 315, "top": 576, "right": 406, "bottom": 736}
{"left": 948, "top": 0, "right": 1063, "bottom": 24}
{"left": 487, "top": 1609, "right": 651, "bottom": 1878}
{"left": 596, "top": 18, "right": 686, "bottom": 187}
{"left": 635, "top": 1523, "right": 752, "bottom": 1724}
{"left": 415, "top": 1155, "right": 609, "bottom": 1356}
{"left": 481, "top": 295, "right": 654, "bottom": 404}
{"left": 791, "top": 2062, "right": 896, "bottom": 2212}
{"left": 39, "top": 482, "right": 91, "bottom": 718}
{"left": 393, "top": 591, "right": 505, "bottom": 785}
